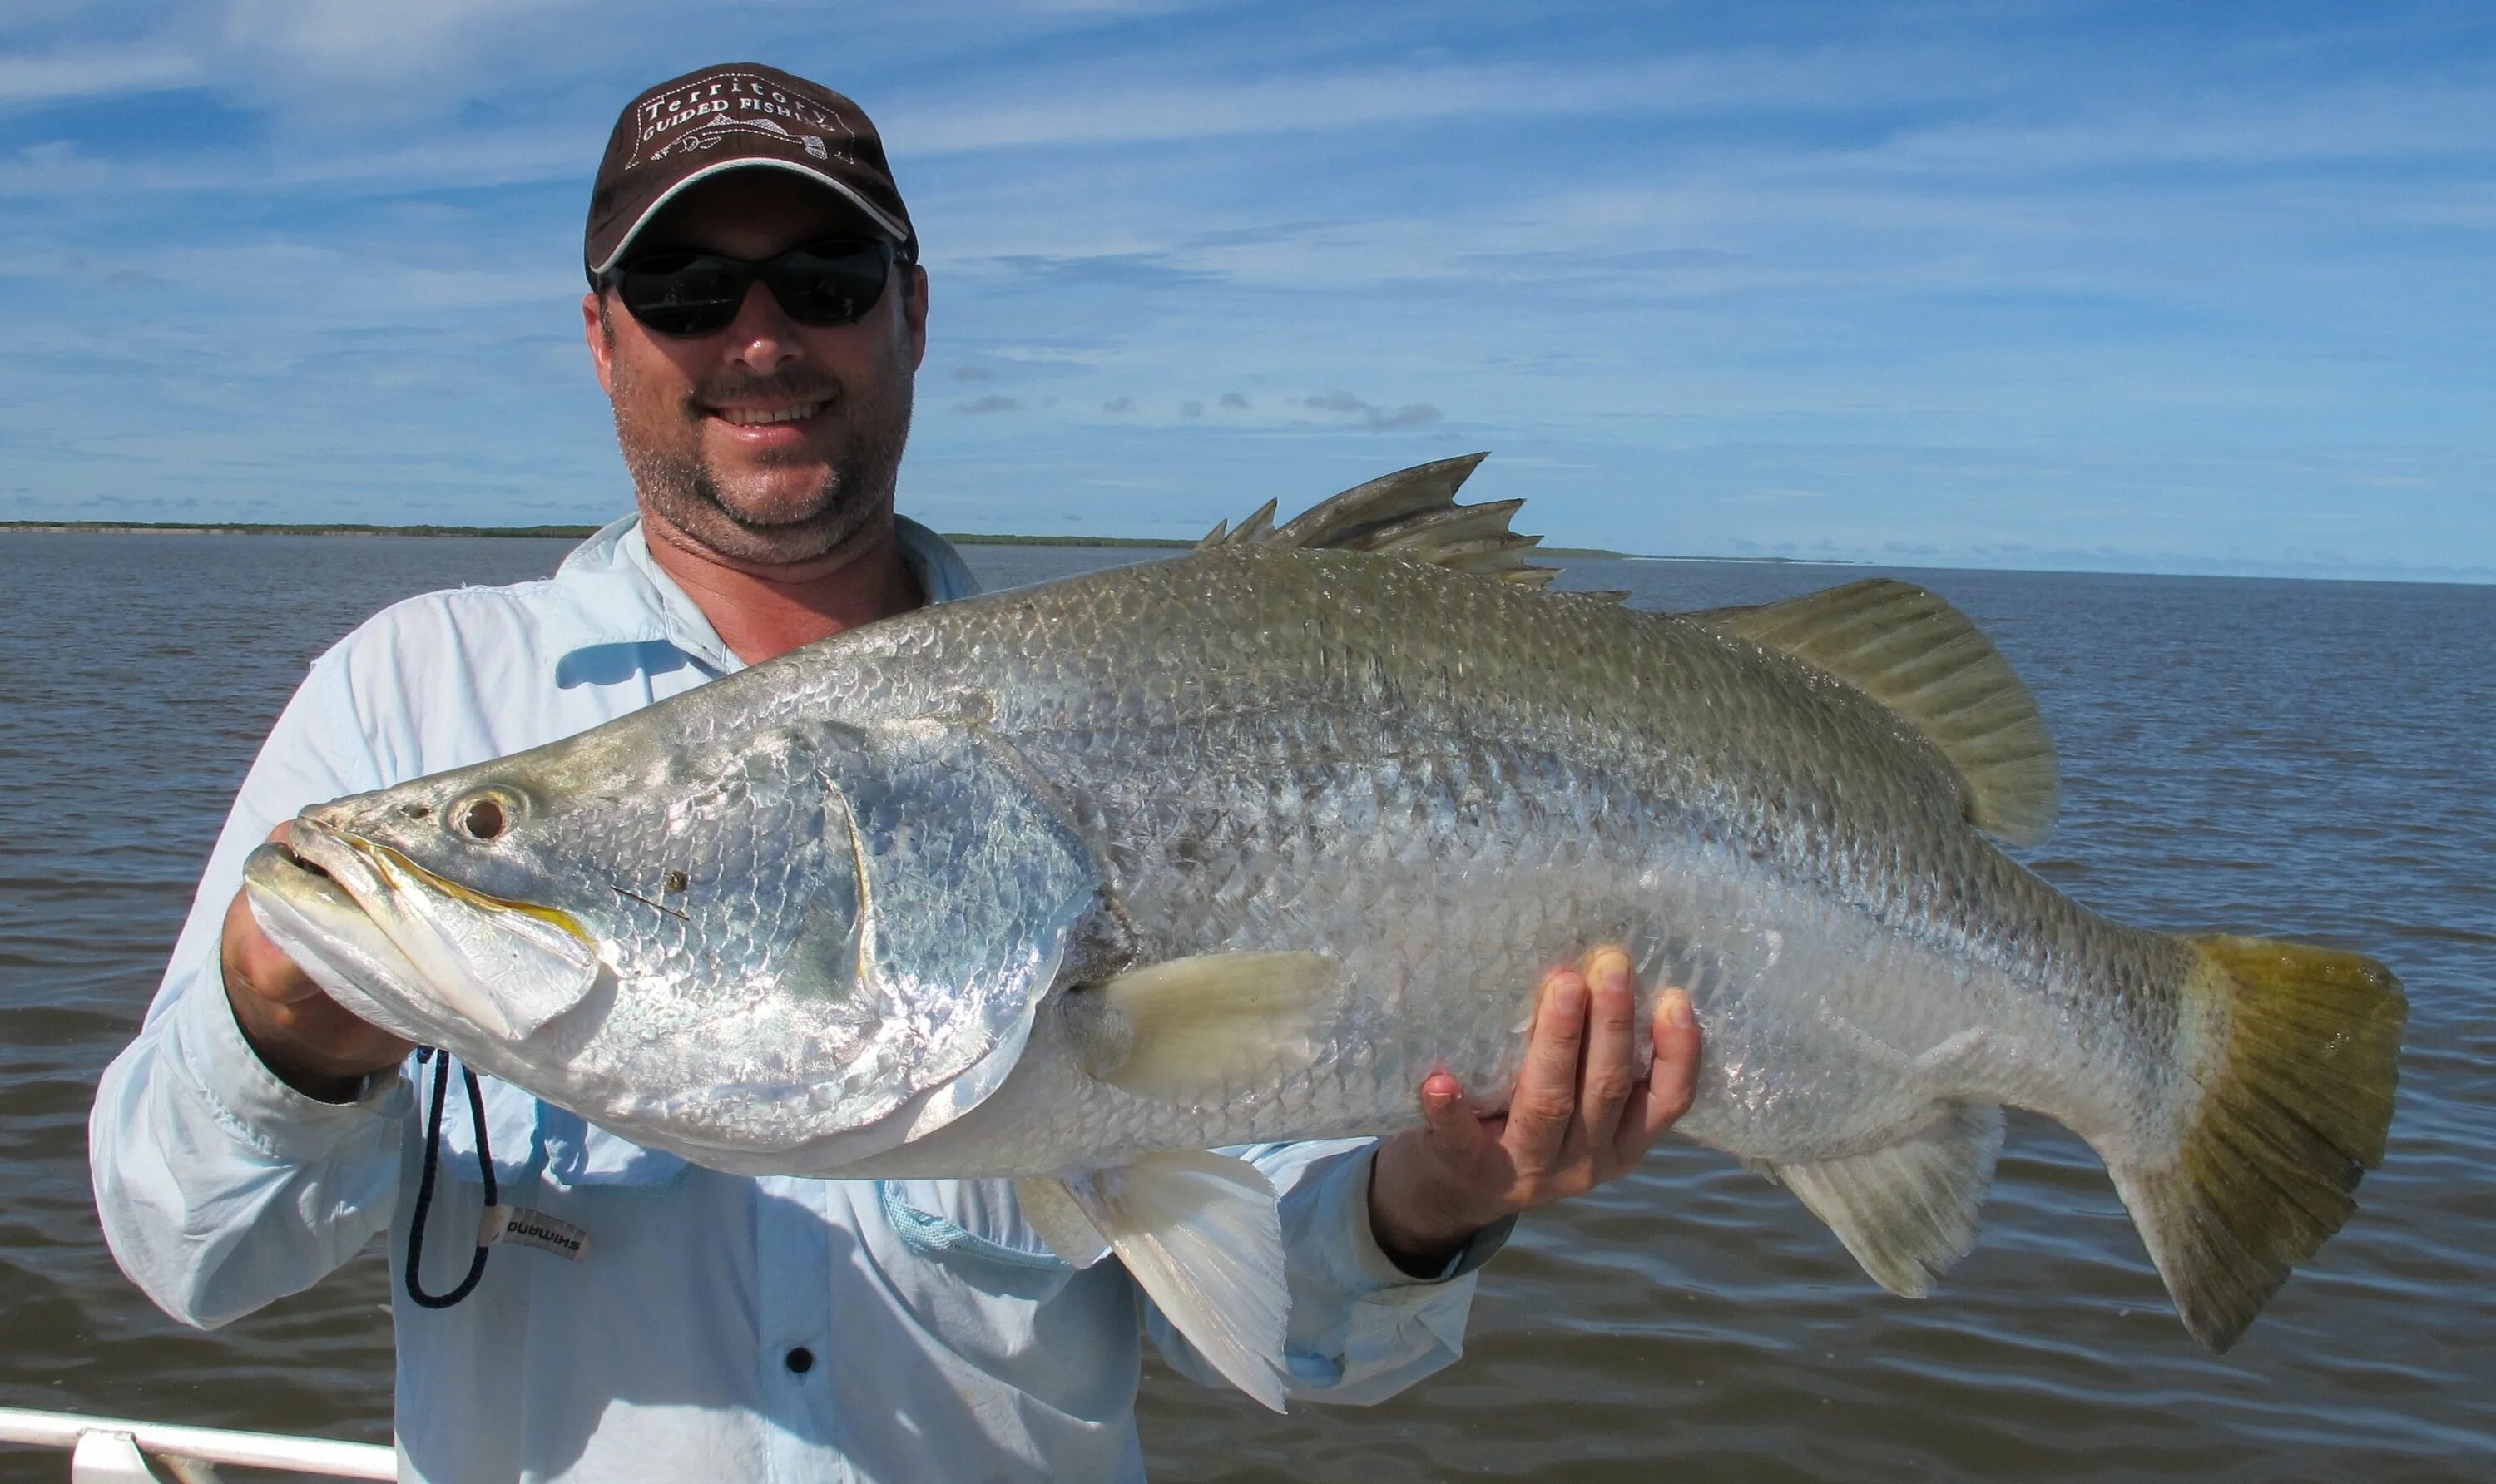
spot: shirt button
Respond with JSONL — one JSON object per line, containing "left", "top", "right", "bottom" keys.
{"left": 784, "top": 1346, "right": 815, "bottom": 1375}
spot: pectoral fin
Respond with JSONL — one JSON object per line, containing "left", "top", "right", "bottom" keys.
{"left": 1036, "top": 1151, "right": 1293, "bottom": 1412}
{"left": 1062, "top": 951, "right": 1336, "bottom": 1101}
{"left": 1761, "top": 1101, "right": 2005, "bottom": 1298}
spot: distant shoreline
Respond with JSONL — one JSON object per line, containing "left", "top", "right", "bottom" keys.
{"left": 0, "top": 520, "right": 611, "bottom": 539}
{"left": 7, "top": 521, "right": 2488, "bottom": 584}
{"left": 0, "top": 520, "right": 1627, "bottom": 558}
{"left": 0, "top": 520, "right": 1199, "bottom": 545}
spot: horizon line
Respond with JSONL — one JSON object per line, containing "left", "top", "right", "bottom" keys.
{"left": 5, "top": 519, "right": 2489, "bottom": 588}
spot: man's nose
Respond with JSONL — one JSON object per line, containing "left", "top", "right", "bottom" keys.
{"left": 721, "top": 281, "right": 803, "bottom": 372}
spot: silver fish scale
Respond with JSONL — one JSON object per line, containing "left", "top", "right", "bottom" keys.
{"left": 491, "top": 726, "right": 889, "bottom": 1122}
{"left": 753, "top": 546, "right": 2199, "bottom": 1176}
{"left": 325, "top": 540, "right": 2198, "bottom": 1177}
{"left": 430, "top": 711, "right": 1101, "bottom": 1156}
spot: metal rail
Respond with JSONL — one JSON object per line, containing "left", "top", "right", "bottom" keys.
{"left": 0, "top": 1407, "right": 395, "bottom": 1482}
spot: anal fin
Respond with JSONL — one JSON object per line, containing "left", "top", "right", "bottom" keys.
{"left": 1764, "top": 1101, "right": 2006, "bottom": 1298}
{"left": 1033, "top": 1151, "right": 1292, "bottom": 1412}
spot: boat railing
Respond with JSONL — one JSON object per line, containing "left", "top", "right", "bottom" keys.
{"left": 0, "top": 1406, "right": 395, "bottom": 1482}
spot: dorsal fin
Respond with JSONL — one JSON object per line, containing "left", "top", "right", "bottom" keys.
{"left": 1197, "top": 453, "right": 1566, "bottom": 589}
{"left": 1692, "top": 580, "right": 2060, "bottom": 845}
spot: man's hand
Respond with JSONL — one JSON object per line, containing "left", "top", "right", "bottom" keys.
{"left": 221, "top": 824, "right": 414, "bottom": 1102}
{"left": 1367, "top": 947, "right": 1700, "bottom": 1275}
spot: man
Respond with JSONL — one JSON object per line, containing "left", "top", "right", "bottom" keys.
{"left": 92, "top": 63, "right": 1699, "bottom": 1482}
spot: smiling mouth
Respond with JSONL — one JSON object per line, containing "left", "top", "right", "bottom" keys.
{"left": 713, "top": 401, "right": 830, "bottom": 428}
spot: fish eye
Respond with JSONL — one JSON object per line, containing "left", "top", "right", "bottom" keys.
{"left": 451, "top": 791, "right": 517, "bottom": 843}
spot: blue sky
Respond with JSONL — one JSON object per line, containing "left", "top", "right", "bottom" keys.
{"left": 2, "top": 1, "right": 2491, "bottom": 579}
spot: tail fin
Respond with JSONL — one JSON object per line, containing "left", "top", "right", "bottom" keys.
{"left": 2110, "top": 935, "right": 2404, "bottom": 1351}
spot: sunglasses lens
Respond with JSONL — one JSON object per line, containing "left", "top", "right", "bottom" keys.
{"left": 612, "top": 241, "right": 894, "bottom": 335}
{"left": 616, "top": 254, "right": 746, "bottom": 336}
{"left": 765, "top": 241, "right": 892, "bottom": 326}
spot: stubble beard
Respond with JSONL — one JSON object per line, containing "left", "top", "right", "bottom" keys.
{"left": 616, "top": 361, "right": 916, "bottom": 568}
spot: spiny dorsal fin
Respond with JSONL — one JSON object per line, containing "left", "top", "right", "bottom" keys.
{"left": 1197, "top": 453, "right": 1571, "bottom": 589}
{"left": 1693, "top": 579, "right": 2060, "bottom": 845}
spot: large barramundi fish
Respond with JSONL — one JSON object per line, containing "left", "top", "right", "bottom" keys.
{"left": 245, "top": 455, "right": 2404, "bottom": 1408}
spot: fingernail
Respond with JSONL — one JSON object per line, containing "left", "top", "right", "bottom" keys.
{"left": 1590, "top": 949, "right": 1632, "bottom": 994}
{"left": 1662, "top": 987, "right": 1694, "bottom": 1028}
{"left": 1552, "top": 976, "right": 1588, "bottom": 1017}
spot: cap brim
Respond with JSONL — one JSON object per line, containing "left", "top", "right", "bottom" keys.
{"left": 588, "top": 157, "right": 912, "bottom": 277}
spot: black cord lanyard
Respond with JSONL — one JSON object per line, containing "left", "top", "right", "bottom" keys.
{"left": 404, "top": 1046, "right": 497, "bottom": 1309}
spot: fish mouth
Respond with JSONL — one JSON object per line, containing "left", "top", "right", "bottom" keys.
{"left": 242, "top": 833, "right": 444, "bottom": 1047}
{"left": 251, "top": 818, "right": 605, "bottom": 1045}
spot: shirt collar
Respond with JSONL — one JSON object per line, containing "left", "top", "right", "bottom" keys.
{"left": 540, "top": 512, "right": 983, "bottom": 677}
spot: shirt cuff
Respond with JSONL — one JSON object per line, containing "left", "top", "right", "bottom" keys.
{"left": 173, "top": 961, "right": 407, "bottom": 1162}
{"left": 1340, "top": 1145, "right": 1518, "bottom": 1289}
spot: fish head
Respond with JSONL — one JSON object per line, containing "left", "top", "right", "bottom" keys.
{"left": 250, "top": 773, "right": 649, "bottom": 1050}
{"left": 243, "top": 711, "right": 1108, "bottom": 1170}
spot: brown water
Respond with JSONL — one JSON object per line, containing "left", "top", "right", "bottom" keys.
{"left": 1, "top": 533, "right": 2489, "bottom": 1481}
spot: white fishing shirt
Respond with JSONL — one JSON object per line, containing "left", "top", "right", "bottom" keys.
{"left": 89, "top": 516, "right": 1507, "bottom": 1483}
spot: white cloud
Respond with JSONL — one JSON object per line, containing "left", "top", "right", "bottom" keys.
{"left": 0, "top": 46, "right": 202, "bottom": 107}
{"left": 888, "top": 45, "right": 1955, "bottom": 155}
{"left": 210, "top": 0, "right": 605, "bottom": 121}
{"left": 0, "top": 1, "right": 2489, "bottom": 578}
{"left": 0, "top": 128, "right": 591, "bottom": 200}
{"left": 1856, "top": 82, "right": 2496, "bottom": 174}
{"left": 1302, "top": 389, "right": 1441, "bottom": 430}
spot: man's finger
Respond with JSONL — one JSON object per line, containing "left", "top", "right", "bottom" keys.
{"left": 1572, "top": 947, "right": 1638, "bottom": 1152}
{"left": 1616, "top": 986, "right": 1701, "bottom": 1164}
{"left": 1417, "top": 1071, "right": 1494, "bottom": 1161}
{"left": 1506, "top": 965, "right": 1588, "bottom": 1170}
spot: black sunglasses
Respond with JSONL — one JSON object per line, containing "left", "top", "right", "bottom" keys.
{"left": 602, "top": 238, "right": 899, "bottom": 338}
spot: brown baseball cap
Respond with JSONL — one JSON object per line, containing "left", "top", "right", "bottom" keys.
{"left": 584, "top": 62, "right": 915, "bottom": 280}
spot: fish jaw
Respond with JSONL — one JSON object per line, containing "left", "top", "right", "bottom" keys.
{"left": 252, "top": 817, "right": 605, "bottom": 1049}
{"left": 240, "top": 836, "right": 451, "bottom": 1049}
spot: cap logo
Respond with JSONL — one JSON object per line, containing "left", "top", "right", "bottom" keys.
{"left": 590, "top": 67, "right": 910, "bottom": 271}
{"left": 626, "top": 69, "right": 859, "bottom": 169}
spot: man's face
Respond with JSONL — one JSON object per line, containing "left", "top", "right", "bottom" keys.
{"left": 583, "top": 171, "right": 929, "bottom": 568}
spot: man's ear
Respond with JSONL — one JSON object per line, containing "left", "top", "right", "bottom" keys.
{"left": 903, "top": 264, "right": 929, "bottom": 373}
{"left": 583, "top": 289, "right": 616, "bottom": 396}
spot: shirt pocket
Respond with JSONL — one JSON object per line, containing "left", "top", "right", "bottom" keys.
{"left": 874, "top": 1178, "right": 1075, "bottom": 1303}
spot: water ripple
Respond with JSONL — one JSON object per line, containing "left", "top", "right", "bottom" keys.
{"left": 3, "top": 536, "right": 2490, "bottom": 1480}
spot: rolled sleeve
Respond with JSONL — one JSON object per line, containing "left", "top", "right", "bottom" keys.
{"left": 167, "top": 952, "right": 407, "bottom": 1162}
{"left": 91, "top": 958, "right": 409, "bottom": 1328}
{"left": 89, "top": 649, "right": 410, "bottom": 1329}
